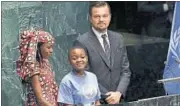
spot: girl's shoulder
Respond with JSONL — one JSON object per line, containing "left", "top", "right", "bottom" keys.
{"left": 85, "top": 71, "right": 97, "bottom": 78}
{"left": 61, "top": 72, "right": 73, "bottom": 83}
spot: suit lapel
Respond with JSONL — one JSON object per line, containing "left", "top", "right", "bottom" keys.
{"left": 88, "top": 30, "right": 111, "bottom": 68}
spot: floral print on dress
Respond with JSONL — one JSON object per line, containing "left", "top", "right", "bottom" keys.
{"left": 25, "top": 60, "right": 58, "bottom": 106}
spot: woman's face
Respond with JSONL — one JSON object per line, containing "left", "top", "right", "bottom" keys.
{"left": 69, "top": 48, "right": 88, "bottom": 72}
{"left": 40, "top": 42, "right": 53, "bottom": 59}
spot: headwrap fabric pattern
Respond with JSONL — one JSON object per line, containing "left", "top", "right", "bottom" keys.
{"left": 16, "top": 30, "right": 55, "bottom": 81}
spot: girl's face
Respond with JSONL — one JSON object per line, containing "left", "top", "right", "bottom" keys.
{"left": 69, "top": 48, "right": 88, "bottom": 72}
{"left": 40, "top": 42, "right": 53, "bottom": 59}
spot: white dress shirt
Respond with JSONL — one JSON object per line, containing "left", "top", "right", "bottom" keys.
{"left": 92, "top": 27, "right": 110, "bottom": 51}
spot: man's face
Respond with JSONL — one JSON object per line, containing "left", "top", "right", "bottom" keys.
{"left": 90, "top": 5, "right": 111, "bottom": 32}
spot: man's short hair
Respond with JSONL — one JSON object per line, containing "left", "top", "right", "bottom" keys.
{"left": 89, "top": 1, "right": 111, "bottom": 16}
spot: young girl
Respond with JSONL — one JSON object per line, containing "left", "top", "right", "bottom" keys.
{"left": 57, "top": 46, "right": 101, "bottom": 106}
{"left": 16, "top": 30, "right": 58, "bottom": 106}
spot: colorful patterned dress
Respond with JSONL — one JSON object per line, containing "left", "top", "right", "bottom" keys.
{"left": 24, "top": 60, "right": 58, "bottom": 106}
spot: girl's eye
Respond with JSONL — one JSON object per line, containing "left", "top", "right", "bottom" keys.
{"left": 71, "top": 57, "right": 77, "bottom": 60}
{"left": 81, "top": 56, "right": 86, "bottom": 59}
{"left": 47, "top": 46, "right": 52, "bottom": 49}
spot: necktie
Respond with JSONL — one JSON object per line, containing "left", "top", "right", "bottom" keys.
{"left": 101, "top": 34, "right": 111, "bottom": 63}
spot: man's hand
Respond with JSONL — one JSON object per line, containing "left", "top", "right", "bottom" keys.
{"left": 105, "top": 91, "right": 122, "bottom": 104}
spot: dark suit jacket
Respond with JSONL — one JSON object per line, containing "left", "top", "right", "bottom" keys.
{"left": 73, "top": 29, "right": 131, "bottom": 97}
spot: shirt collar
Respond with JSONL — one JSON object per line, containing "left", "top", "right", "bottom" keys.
{"left": 92, "top": 27, "right": 108, "bottom": 39}
{"left": 72, "top": 69, "right": 87, "bottom": 77}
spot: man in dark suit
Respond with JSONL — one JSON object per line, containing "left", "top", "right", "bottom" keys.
{"left": 73, "top": 1, "right": 131, "bottom": 104}
{"left": 137, "top": 1, "right": 174, "bottom": 38}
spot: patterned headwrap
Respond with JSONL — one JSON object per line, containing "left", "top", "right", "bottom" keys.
{"left": 16, "top": 29, "right": 55, "bottom": 80}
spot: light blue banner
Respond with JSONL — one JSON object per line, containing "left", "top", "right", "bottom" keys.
{"left": 163, "top": 1, "right": 180, "bottom": 94}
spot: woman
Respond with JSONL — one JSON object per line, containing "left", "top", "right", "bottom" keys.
{"left": 16, "top": 29, "right": 58, "bottom": 106}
